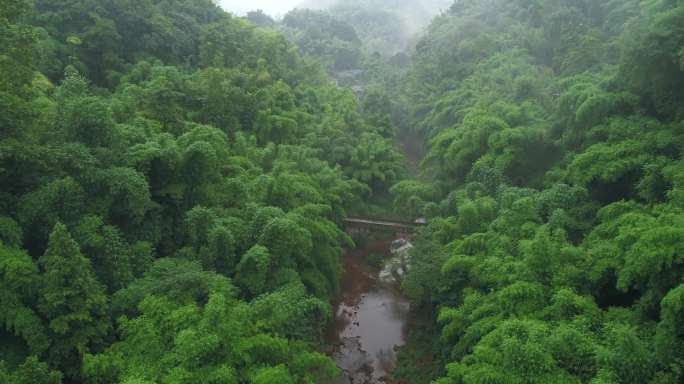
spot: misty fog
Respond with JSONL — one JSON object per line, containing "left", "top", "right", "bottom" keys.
{"left": 219, "top": 0, "right": 300, "bottom": 17}
{"left": 222, "top": 0, "right": 451, "bottom": 55}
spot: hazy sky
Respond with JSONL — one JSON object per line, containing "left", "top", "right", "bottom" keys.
{"left": 219, "top": 0, "right": 301, "bottom": 17}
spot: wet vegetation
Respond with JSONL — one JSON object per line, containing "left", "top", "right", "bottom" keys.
{"left": 391, "top": 1, "right": 684, "bottom": 383}
{"left": 1, "top": 0, "right": 684, "bottom": 383}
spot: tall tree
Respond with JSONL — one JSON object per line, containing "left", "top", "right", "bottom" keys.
{"left": 37, "top": 223, "right": 108, "bottom": 377}
{"left": 0, "top": 0, "right": 36, "bottom": 136}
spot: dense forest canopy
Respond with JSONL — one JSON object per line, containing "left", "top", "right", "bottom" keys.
{"left": 389, "top": 0, "right": 684, "bottom": 383}
{"left": 0, "top": 0, "right": 404, "bottom": 382}
{"left": 1, "top": 0, "right": 684, "bottom": 383}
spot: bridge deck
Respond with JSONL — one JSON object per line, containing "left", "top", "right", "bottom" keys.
{"left": 344, "top": 218, "right": 421, "bottom": 230}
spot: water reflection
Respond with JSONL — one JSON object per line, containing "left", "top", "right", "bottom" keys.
{"left": 328, "top": 240, "right": 411, "bottom": 384}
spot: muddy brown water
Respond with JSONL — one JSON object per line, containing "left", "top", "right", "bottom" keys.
{"left": 326, "top": 240, "right": 411, "bottom": 384}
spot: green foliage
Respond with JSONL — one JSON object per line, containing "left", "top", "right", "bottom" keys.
{"left": 0, "top": 0, "right": 410, "bottom": 378}
{"left": 3, "top": 0, "right": 684, "bottom": 382}
{"left": 393, "top": 0, "right": 684, "bottom": 383}
{"left": 18, "top": 177, "right": 86, "bottom": 254}
{"left": 235, "top": 245, "right": 271, "bottom": 297}
{"left": 0, "top": 244, "right": 48, "bottom": 355}
{"left": 73, "top": 215, "right": 149, "bottom": 292}
{"left": 282, "top": 9, "right": 363, "bottom": 71}
{"left": 0, "top": 356, "right": 62, "bottom": 384}
{"left": 390, "top": 180, "right": 440, "bottom": 217}
{"left": 83, "top": 292, "right": 337, "bottom": 384}
{"left": 619, "top": 1, "right": 684, "bottom": 119}
{"left": 37, "top": 223, "right": 109, "bottom": 376}
{"left": 0, "top": 216, "right": 22, "bottom": 248}
{"left": 0, "top": 0, "right": 37, "bottom": 136}
{"left": 250, "top": 281, "right": 332, "bottom": 340}
{"left": 111, "top": 258, "right": 234, "bottom": 316}
{"left": 347, "top": 132, "right": 404, "bottom": 190}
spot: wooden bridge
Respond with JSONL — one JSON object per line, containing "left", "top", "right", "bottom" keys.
{"left": 343, "top": 217, "right": 425, "bottom": 232}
